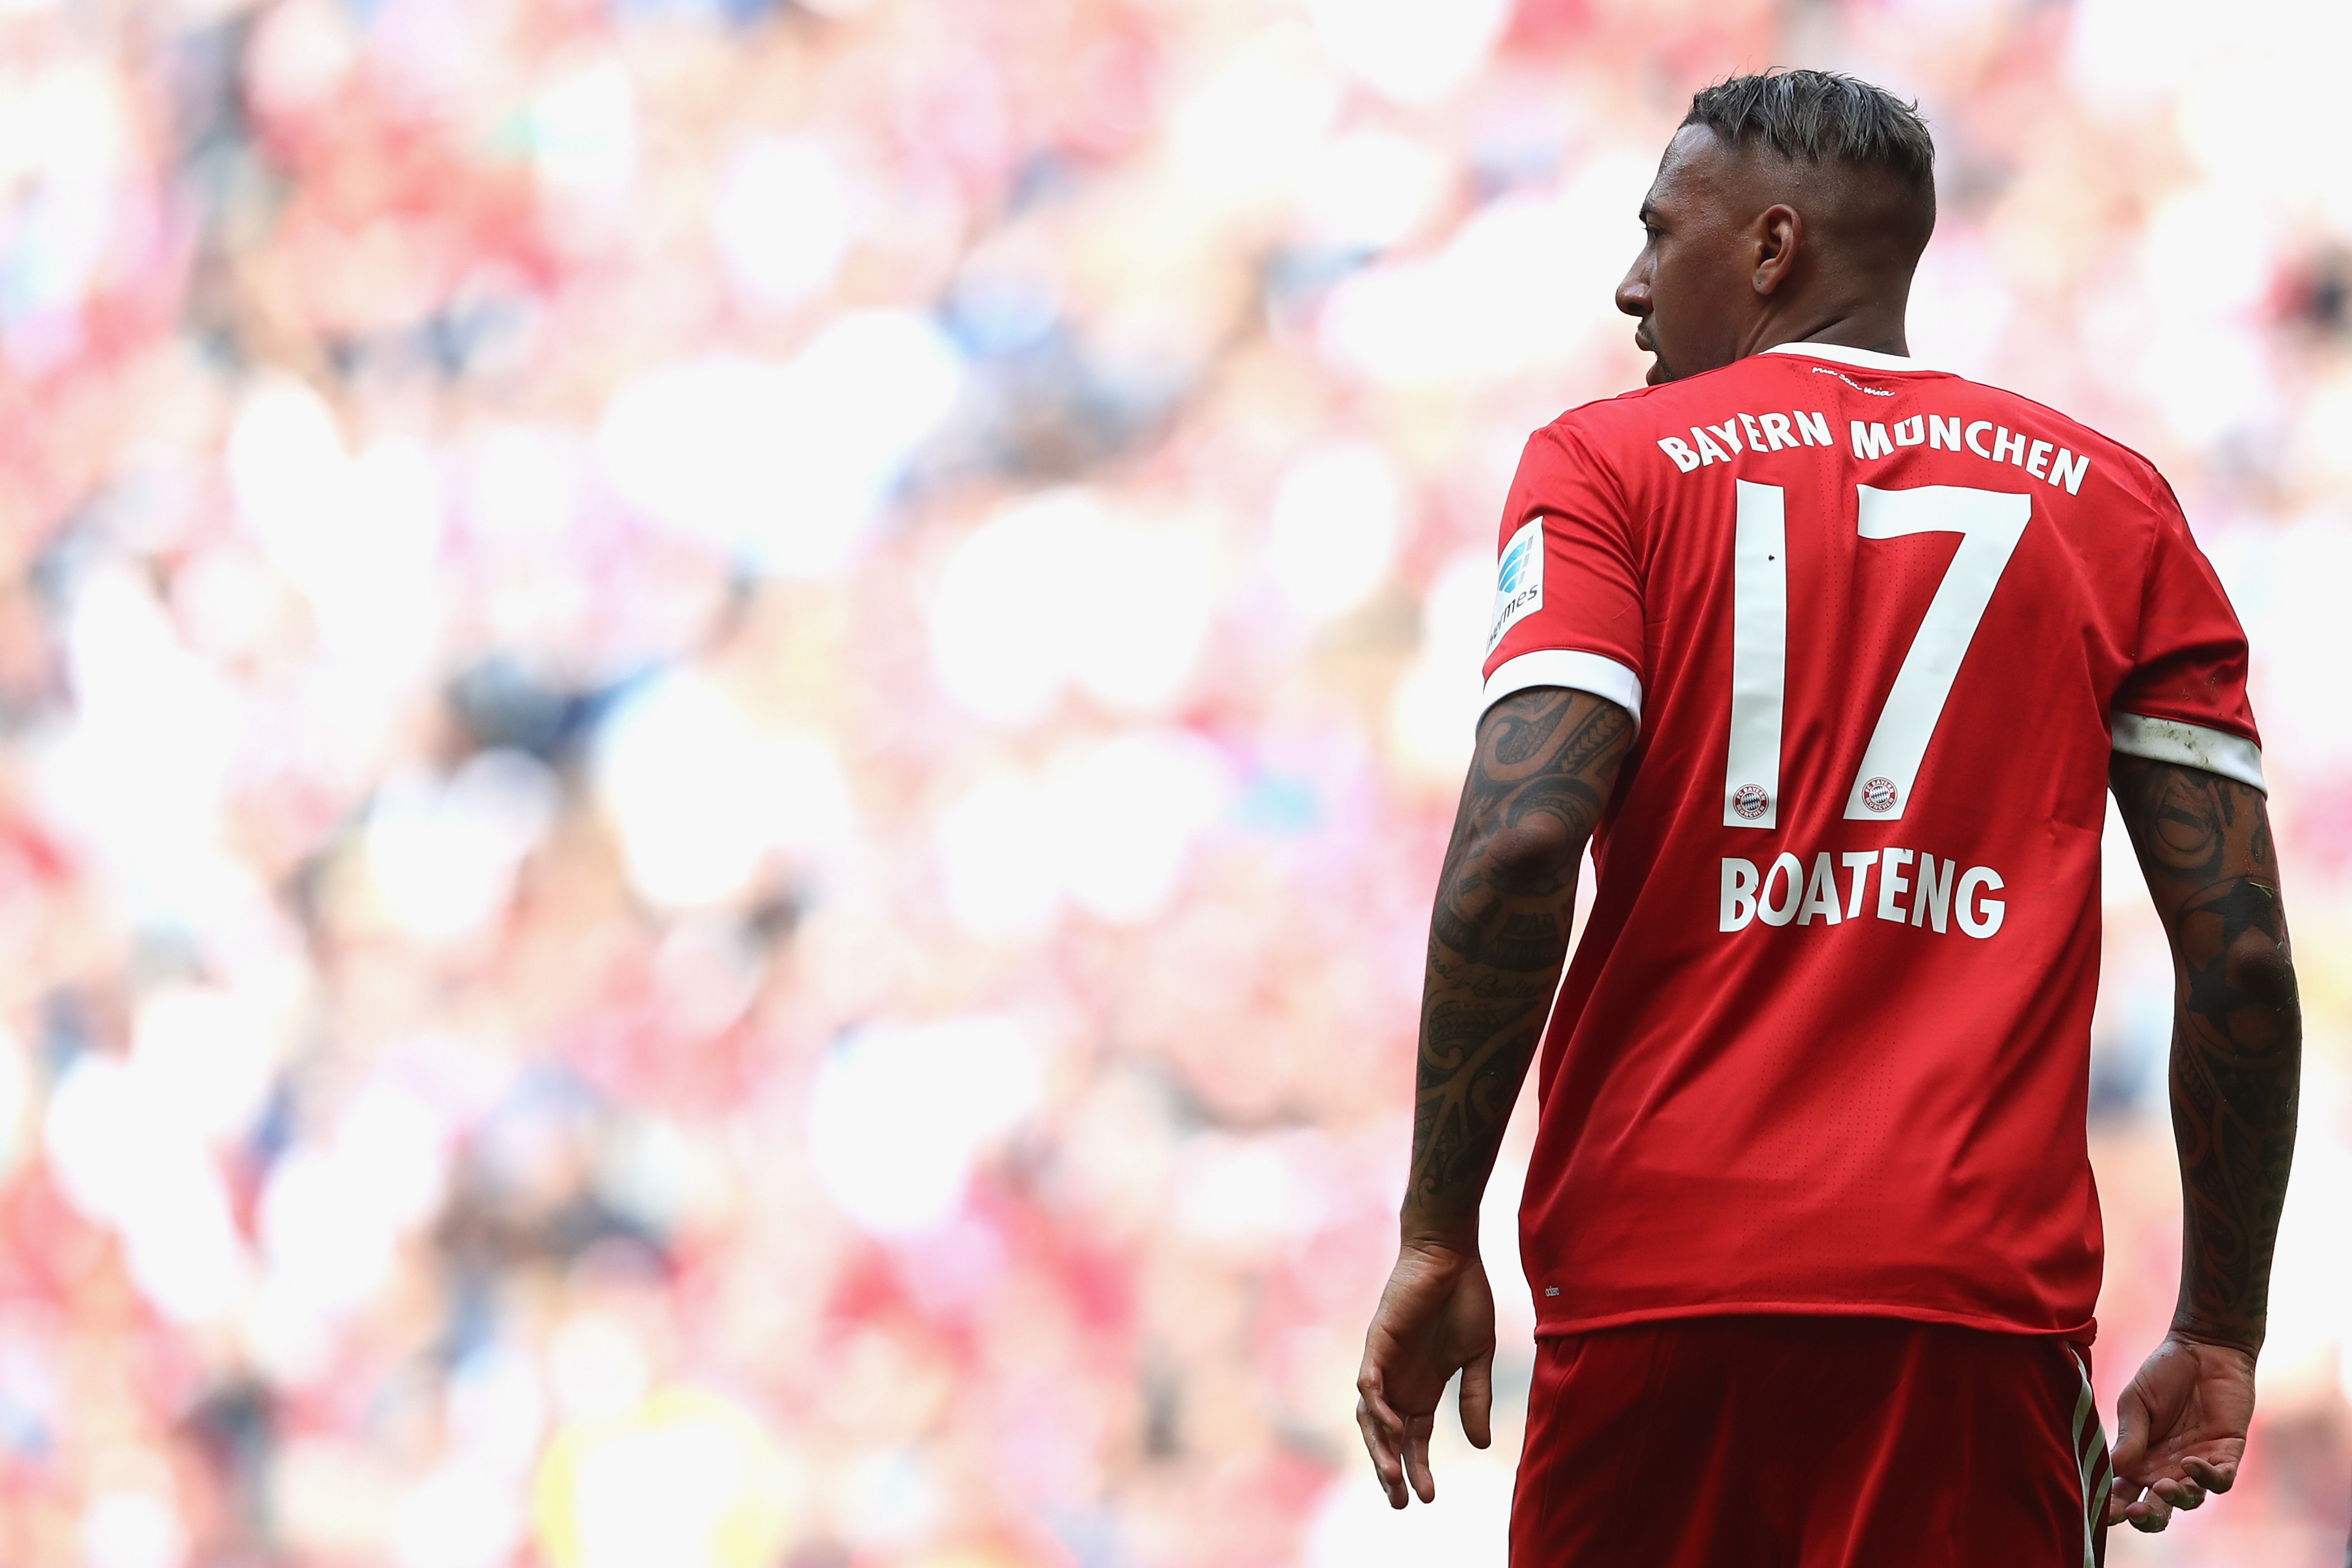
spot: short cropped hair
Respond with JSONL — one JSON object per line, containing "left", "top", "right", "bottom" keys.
{"left": 1683, "top": 70, "right": 1935, "bottom": 194}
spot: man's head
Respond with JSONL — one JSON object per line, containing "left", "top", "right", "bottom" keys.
{"left": 1618, "top": 71, "right": 1937, "bottom": 384}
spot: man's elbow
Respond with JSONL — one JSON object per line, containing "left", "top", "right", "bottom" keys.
{"left": 1477, "top": 819, "right": 1582, "bottom": 894}
{"left": 2228, "top": 941, "right": 2301, "bottom": 1022}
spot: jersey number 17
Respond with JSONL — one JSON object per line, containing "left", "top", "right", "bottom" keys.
{"left": 1722, "top": 480, "right": 2031, "bottom": 830}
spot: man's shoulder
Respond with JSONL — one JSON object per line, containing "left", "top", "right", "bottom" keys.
{"left": 1539, "top": 360, "right": 1765, "bottom": 441}
{"left": 1529, "top": 372, "right": 1756, "bottom": 480}
{"left": 1781, "top": 348, "right": 2170, "bottom": 493}
{"left": 1533, "top": 354, "right": 1899, "bottom": 481}
{"left": 1895, "top": 365, "right": 2141, "bottom": 452}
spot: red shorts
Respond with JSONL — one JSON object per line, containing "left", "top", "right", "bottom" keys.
{"left": 1511, "top": 1316, "right": 2109, "bottom": 1568}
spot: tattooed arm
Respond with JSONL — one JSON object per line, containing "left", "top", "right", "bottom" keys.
{"left": 1404, "top": 687, "right": 1633, "bottom": 1240}
{"left": 1355, "top": 687, "right": 1634, "bottom": 1509}
{"left": 2103, "top": 753, "right": 2301, "bottom": 1534}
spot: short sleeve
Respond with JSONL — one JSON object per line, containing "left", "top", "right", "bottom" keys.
{"left": 1480, "top": 425, "right": 1647, "bottom": 727}
{"left": 2110, "top": 481, "right": 2264, "bottom": 790}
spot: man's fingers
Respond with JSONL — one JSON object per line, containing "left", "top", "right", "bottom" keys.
{"left": 2126, "top": 1490, "right": 2174, "bottom": 1534}
{"left": 1459, "top": 1352, "right": 1494, "bottom": 1450}
{"left": 2108, "top": 1387, "right": 2147, "bottom": 1475}
{"left": 2182, "top": 1454, "right": 2236, "bottom": 1494}
{"left": 2154, "top": 1476, "right": 2206, "bottom": 1511}
{"left": 1403, "top": 1421, "right": 1436, "bottom": 1504}
{"left": 1353, "top": 1396, "right": 1406, "bottom": 1509}
{"left": 2106, "top": 1382, "right": 2158, "bottom": 1532}
{"left": 1358, "top": 1379, "right": 1403, "bottom": 1441}
{"left": 1352, "top": 1401, "right": 1399, "bottom": 1499}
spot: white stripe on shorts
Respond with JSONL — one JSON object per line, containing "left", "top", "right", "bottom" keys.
{"left": 2067, "top": 1346, "right": 2110, "bottom": 1568}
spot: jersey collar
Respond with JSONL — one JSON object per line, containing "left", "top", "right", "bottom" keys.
{"left": 1761, "top": 341, "right": 1944, "bottom": 374}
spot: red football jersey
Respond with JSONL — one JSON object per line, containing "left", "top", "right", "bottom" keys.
{"left": 1485, "top": 342, "right": 2261, "bottom": 1340}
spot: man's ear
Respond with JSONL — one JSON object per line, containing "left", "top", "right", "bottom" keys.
{"left": 1754, "top": 204, "right": 1801, "bottom": 296}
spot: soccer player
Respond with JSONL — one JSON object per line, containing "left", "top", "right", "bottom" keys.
{"left": 1354, "top": 71, "right": 2299, "bottom": 1564}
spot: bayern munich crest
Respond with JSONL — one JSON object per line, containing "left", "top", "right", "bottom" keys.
{"left": 1862, "top": 776, "right": 1898, "bottom": 813}
{"left": 1731, "top": 783, "right": 1769, "bottom": 820}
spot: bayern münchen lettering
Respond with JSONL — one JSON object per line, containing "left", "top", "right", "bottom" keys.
{"left": 1655, "top": 407, "right": 2092, "bottom": 497}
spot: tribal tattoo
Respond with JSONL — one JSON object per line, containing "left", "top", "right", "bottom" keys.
{"left": 2110, "top": 753, "right": 2301, "bottom": 1354}
{"left": 1402, "top": 687, "right": 1634, "bottom": 1243}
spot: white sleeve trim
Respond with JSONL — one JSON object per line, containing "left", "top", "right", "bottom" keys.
{"left": 1481, "top": 650, "right": 1644, "bottom": 730}
{"left": 2111, "top": 712, "right": 2265, "bottom": 793}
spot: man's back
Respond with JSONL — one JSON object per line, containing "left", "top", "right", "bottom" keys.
{"left": 1357, "top": 71, "right": 2297, "bottom": 1558}
{"left": 1484, "top": 342, "right": 2261, "bottom": 1338}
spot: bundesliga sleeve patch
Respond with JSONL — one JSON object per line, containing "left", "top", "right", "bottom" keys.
{"left": 1487, "top": 518, "right": 1545, "bottom": 657}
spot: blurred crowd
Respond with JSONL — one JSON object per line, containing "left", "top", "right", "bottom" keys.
{"left": 0, "top": 0, "right": 2349, "bottom": 1563}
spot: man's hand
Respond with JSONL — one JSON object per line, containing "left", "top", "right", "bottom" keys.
{"left": 2105, "top": 1335, "right": 2257, "bottom": 1533}
{"left": 1354, "top": 1239, "right": 1496, "bottom": 1508}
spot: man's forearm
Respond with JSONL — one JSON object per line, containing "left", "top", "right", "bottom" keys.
{"left": 1402, "top": 690, "right": 1632, "bottom": 1244}
{"left": 1405, "top": 893, "right": 1573, "bottom": 1245}
{"left": 2111, "top": 755, "right": 2301, "bottom": 1353}
{"left": 2167, "top": 871, "right": 2300, "bottom": 1351}
{"left": 2171, "top": 1008, "right": 2299, "bottom": 1353}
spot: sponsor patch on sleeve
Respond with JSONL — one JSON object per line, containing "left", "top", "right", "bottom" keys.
{"left": 1486, "top": 518, "right": 1545, "bottom": 657}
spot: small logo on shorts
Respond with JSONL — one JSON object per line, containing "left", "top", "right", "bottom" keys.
{"left": 1544, "top": 1286, "right": 1560, "bottom": 1297}
{"left": 1862, "top": 776, "right": 1898, "bottom": 813}
{"left": 1731, "top": 783, "right": 1768, "bottom": 820}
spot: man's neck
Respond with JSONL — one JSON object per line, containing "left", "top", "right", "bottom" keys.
{"left": 1746, "top": 307, "right": 1911, "bottom": 361}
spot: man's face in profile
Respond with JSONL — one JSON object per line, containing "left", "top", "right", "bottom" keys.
{"left": 1616, "top": 125, "right": 1769, "bottom": 386}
